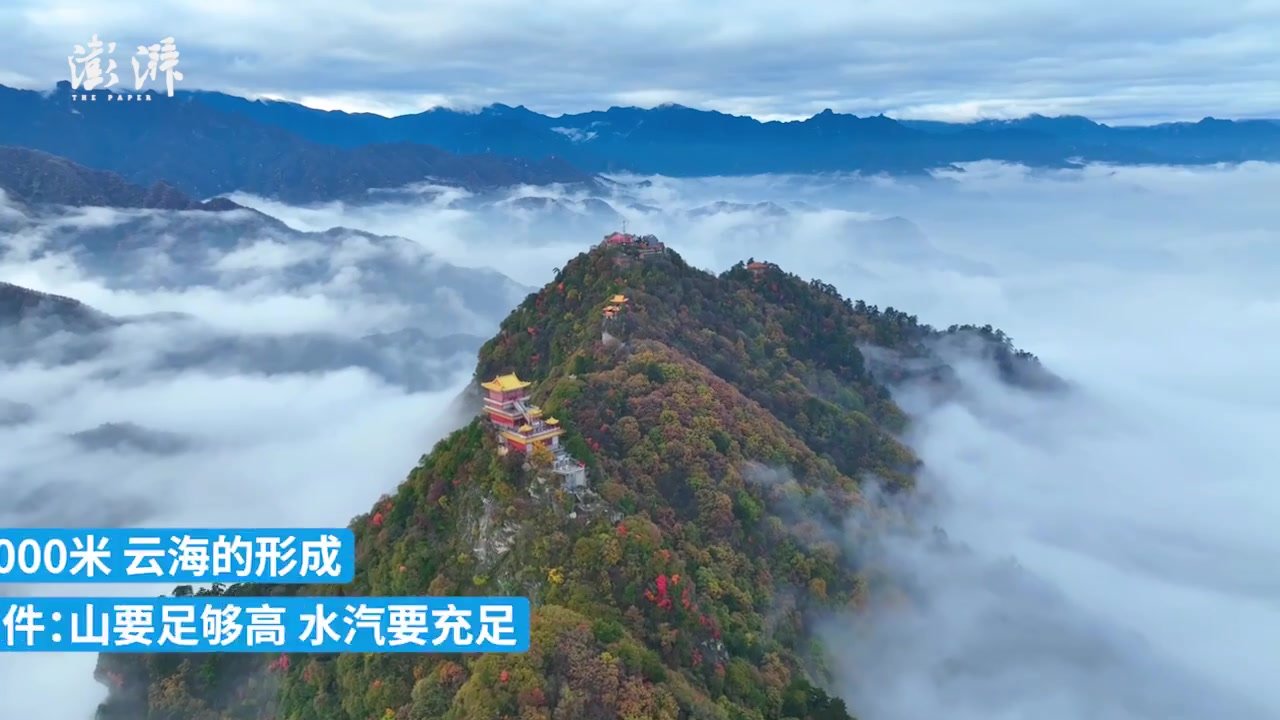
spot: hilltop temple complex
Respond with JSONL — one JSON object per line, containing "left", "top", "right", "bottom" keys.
{"left": 481, "top": 373, "right": 587, "bottom": 489}
{"left": 600, "top": 231, "right": 664, "bottom": 256}
{"left": 747, "top": 260, "right": 770, "bottom": 278}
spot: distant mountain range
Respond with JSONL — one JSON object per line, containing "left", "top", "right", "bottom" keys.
{"left": 1, "top": 146, "right": 991, "bottom": 289}
{"left": 0, "top": 171, "right": 531, "bottom": 341}
{"left": 0, "top": 83, "right": 597, "bottom": 203}
{"left": 0, "top": 147, "right": 239, "bottom": 210}
{"left": 0, "top": 149, "right": 535, "bottom": 389}
{"left": 2, "top": 82, "right": 1278, "bottom": 204}
{"left": 0, "top": 280, "right": 114, "bottom": 333}
{"left": 0, "top": 275, "right": 494, "bottom": 393}
{"left": 186, "top": 92, "right": 1280, "bottom": 176}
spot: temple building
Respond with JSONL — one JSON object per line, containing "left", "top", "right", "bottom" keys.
{"left": 601, "top": 293, "right": 629, "bottom": 344}
{"left": 600, "top": 231, "right": 664, "bottom": 256}
{"left": 601, "top": 292, "right": 629, "bottom": 324}
{"left": 482, "top": 373, "right": 562, "bottom": 452}
{"left": 481, "top": 372, "right": 587, "bottom": 488}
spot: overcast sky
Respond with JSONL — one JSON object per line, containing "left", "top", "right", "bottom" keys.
{"left": 3, "top": 0, "right": 1279, "bottom": 122}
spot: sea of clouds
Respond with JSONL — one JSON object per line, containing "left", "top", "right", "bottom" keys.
{"left": 1, "top": 160, "right": 1277, "bottom": 719}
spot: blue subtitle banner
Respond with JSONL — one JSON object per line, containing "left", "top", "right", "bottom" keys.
{"left": 0, "top": 528, "right": 355, "bottom": 583}
{"left": 0, "top": 596, "right": 530, "bottom": 652}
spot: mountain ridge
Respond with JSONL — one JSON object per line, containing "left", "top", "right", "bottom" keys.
{"left": 3, "top": 83, "right": 1278, "bottom": 204}
{"left": 92, "top": 237, "right": 1059, "bottom": 720}
{"left": 0, "top": 280, "right": 117, "bottom": 332}
{"left": 0, "top": 146, "right": 241, "bottom": 211}
{"left": 189, "top": 92, "right": 1278, "bottom": 133}
{"left": 179, "top": 88, "right": 1280, "bottom": 174}
{"left": 0, "top": 276, "right": 503, "bottom": 392}
{"left": 0, "top": 83, "right": 601, "bottom": 203}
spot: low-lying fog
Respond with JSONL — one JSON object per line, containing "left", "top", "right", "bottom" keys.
{"left": 2, "top": 160, "right": 1276, "bottom": 719}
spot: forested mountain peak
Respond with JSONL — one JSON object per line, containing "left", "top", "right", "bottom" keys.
{"left": 95, "top": 235, "right": 1053, "bottom": 720}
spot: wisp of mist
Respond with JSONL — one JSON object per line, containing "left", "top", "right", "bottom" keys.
{"left": 2, "top": 161, "right": 1277, "bottom": 719}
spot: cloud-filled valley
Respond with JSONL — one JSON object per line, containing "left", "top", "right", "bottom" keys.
{"left": 1, "top": 160, "right": 1278, "bottom": 719}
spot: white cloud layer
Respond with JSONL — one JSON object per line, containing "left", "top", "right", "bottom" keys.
{"left": 0, "top": 195, "right": 513, "bottom": 716}
{"left": 5, "top": 1, "right": 1280, "bottom": 121}
{"left": 1, "top": 160, "right": 1278, "bottom": 718}
{"left": 234, "top": 161, "right": 1280, "bottom": 718}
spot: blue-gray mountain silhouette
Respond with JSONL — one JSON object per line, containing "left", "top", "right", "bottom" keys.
{"left": 0, "top": 83, "right": 599, "bottom": 203}
{"left": 0, "top": 146, "right": 240, "bottom": 210}
{"left": 2, "top": 83, "right": 1277, "bottom": 203}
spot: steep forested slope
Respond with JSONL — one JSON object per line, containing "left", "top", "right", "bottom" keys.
{"left": 94, "top": 242, "right": 1051, "bottom": 720}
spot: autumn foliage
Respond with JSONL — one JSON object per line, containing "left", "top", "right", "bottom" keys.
{"left": 93, "top": 242, "right": 1038, "bottom": 720}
